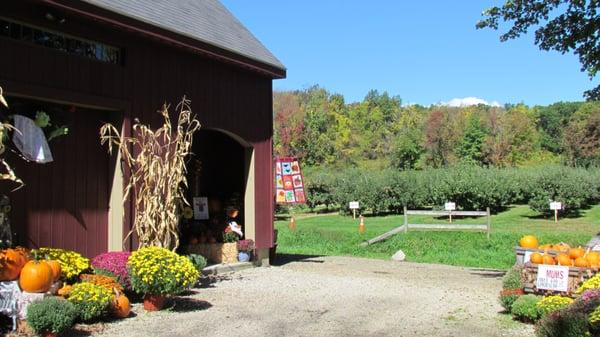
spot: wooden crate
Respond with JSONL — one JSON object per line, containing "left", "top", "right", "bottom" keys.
{"left": 187, "top": 243, "right": 238, "bottom": 264}
{"left": 514, "top": 246, "right": 562, "bottom": 265}
{"left": 522, "top": 263, "right": 597, "bottom": 295}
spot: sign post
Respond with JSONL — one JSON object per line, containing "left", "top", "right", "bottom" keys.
{"left": 445, "top": 202, "right": 456, "bottom": 223}
{"left": 550, "top": 202, "right": 562, "bottom": 223}
{"left": 349, "top": 201, "right": 360, "bottom": 219}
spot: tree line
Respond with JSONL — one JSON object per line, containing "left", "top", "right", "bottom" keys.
{"left": 274, "top": 86, "right": 600, "bottom": 169}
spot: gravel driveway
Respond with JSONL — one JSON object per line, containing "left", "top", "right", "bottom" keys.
{"left": 93, "top": 255, "right": 534, "bottom": 337}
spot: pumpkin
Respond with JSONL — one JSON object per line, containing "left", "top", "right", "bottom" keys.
{"left": 587, "top": 252, "right": 600, "bottom": 267}
{"left": 46, "top": 260, "right": 61, "bottom": 282}
{"left": 569, "top": 247, "right": 585, "bottom": 260}
{"left": 57, "top": 284, "right": 72, "bottom": 297}
{"left": 575, "top": 257, "right": 590, "bottom": 268}
{"left": 0, "top": 249, "right": 25, "bottom": 281}
{"left": 556, "top": 253, "right": 572, "bottom": 266}
{"left": 542, "top": 254, "right": 556, "bottom": 265}
{"left": 539, "top": 244, "right": 554, "bottom": 251}
{"left": 112, "top": 292, "right": 131, "bottom": 318}
{"left": 553, "top": 242, "right": 571, "bottom": 252}
{"left": 519, "top": 235, "right": 539, "bottom": 249}
{"left": 530, "top": 252, "right": 544, "bottom": 264}
{"left": 19, "top": 260, "right": 53, "bottom": 293}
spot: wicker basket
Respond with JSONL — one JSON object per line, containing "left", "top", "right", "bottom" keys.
{"left": 188, "top": 243, "right": 238, "bottom": 264}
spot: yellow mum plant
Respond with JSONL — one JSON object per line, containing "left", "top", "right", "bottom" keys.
{"left": 34, "top": 247, "right": 90, "bottom": 280}
{"left": 67, "top": 282, "right": 113, "bottom": 322}
{"left": 128, "top": 246, "right": 199, "bottom": 295}
{"left": 536, "top": 295, "right": 573, "bottom": 316}
{"left": 576, "top": 273, "right": 600, "bottom": 294}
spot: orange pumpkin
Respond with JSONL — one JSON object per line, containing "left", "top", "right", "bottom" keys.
{"left": 587, "top": 252, "right": 600, "bottom": 268}
{"left": 46, "top": 260, "right": 61, "bottom": 282}
{"left": 57, "top": 284, "right": 72, "bottom": 297}
{"left": 542, "top": 254, "right": 556, "bottom": 265}
{"left": 556, "top": 253, "right": 573, "bottom": 266}
{"left": 530, "top": 252, "right": 544, "bottom": 264}
{"left": 575, "top": 257, "right": 590, "bottom": 268}
{"left": 553, "top": 242, "right": 571, "bottom": 252}
{"left": 569, "top": 247, "right": 585, "bottom": 260}
{"left": 0, "top": 248, "right": 27, "bottom": 281}
{"left": 112, "top": 292, "right": 131, "bottom": 318}
{"left": 19, "top": 260, "right": 53, "bottom": 293}
{"left": 519, "top": 235, "right": 539, "bottom": 249}
{"left": 539, "top": 244, "right": 554, "bottom": 251}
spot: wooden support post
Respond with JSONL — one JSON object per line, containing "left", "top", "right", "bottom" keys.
{"left": 353, "top": 208, "right": 356, "bottom": 220}
{"left": 449, "top": 211, "right": 452, "bottom": 223}
{"left": 404, "top": 206, "right": 408, "bottom": 233}
{"left": 486, "top": 207, "right": 491, "bottom": 240}
{"left": 554, "top": 209, "right": 558, "bottom": 223}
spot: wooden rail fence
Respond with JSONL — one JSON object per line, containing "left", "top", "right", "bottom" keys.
{"left": 360, "top": 206, "right": 491, "bottom": 247}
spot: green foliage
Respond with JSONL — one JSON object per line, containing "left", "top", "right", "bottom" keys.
{"left": 457, "top": 115, "right": 488, "bottom": 164}
{"left": 499, "top": 291, "right": 521, "bottom": 312}
{"left": 26, "top": 297, "right": 77, "bottom": 334}
{"left": 223, "top": 231, "right": 239, "bottom": 243}
{"left": 477, "top": 1, "right": 600, "bottom": 100}
{"left": 528, "top": 166, "right": 599, "bottom": 215}
{"left": 390, "top": 129, "right": 423, "bottom": 170}
{"left": 67, "top": 282, "right": 113, "bottom": 322}
{"left": 187, "top": 254, "right": 207, "bottom": 273}
{"left": 502, "top": 266, "right": 523, "bottom": 289}
{"left": 511, "top": 294, "right": 542, "bottom": 322}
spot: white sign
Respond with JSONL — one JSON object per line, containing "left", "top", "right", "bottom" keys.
{"left": 550, "top": 202, "right": 562, "bottom": 210}
{"left": 193, "top": 197, "right": 209, "bottom": 220}
{"left": 536, "top": 265, "right": 569, "bottom": 292}
{"left": 523, "top": 251, "right": 533, "bottom": 263}
{"left": 349, "top": 201, "right": 360, "bottom": 210}
{"left": 444, "top": 202, "right": 456, "bottom": 211}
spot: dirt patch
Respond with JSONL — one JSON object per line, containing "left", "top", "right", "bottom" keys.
{"left": 94, "top": 256, "right": 533, "bottom": 337}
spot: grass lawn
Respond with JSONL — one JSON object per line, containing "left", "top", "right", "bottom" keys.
{"left": 274, "top": 205, "right": 600, "bottom": 269}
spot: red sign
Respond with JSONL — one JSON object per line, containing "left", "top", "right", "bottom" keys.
{"left": 275, "top": 157, "right": 306, "bottom": 204}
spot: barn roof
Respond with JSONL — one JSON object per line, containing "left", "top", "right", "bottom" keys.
{"left": 80, "top": 0, "right": 285, "bottom": 73}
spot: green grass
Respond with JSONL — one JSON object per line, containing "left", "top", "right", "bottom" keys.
{"left": 275, "top": 205, "right": 600, "bottom": 269}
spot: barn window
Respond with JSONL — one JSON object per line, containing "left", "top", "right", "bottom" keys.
{"left": 0, "top": 17, "right": 121, "bottom": 64}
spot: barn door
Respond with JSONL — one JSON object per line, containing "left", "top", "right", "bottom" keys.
{"left": 2, "top": 100, "right": 113, "bottom": 258}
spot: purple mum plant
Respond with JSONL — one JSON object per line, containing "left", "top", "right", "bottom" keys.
{"left": 91, "top": 251, "right": 132, "bottom": 290}
{"left": 581, "top": 289, "right": 600, "bottom": 302}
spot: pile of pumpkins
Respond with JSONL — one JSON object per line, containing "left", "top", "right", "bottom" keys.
{"left": 519, "top": 235, "right": 600, "bottom": 268}
{"left": 0, "top": 247, "right": 61, "bottom": 292}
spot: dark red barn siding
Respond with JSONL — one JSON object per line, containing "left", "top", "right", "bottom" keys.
{"left": 0, "top": 1, "right": 278, "bottom": 254}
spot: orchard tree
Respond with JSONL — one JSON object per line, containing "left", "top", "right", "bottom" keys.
{"left": 477, "top": 0, "right": 600, "bottom": 100}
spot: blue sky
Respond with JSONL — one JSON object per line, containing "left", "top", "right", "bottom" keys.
{"left": 222, "top": 1, "right": 598, "bottom": 106}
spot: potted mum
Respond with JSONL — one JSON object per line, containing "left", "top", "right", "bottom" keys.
{"left": 128, "top": 246, "right": 199, "bottom": 311}
{"left": 237, "top": 239, "right": 254, "bottom": 262}
{"left": 26, "top": 297, "right": 77, "bottom": 337}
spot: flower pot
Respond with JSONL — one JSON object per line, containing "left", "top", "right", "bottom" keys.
{"left": 143, "top": 294, "right": 167, "bottom": 311}
{"left": 41, "top": 332, "right": 57, "bottom": 337}
{"left": 238, "top": 251, "right": 250, "bottom": 262}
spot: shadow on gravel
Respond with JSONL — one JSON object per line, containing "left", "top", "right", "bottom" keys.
{"left": 168, "top": 297, "right": 213, "bottom": 312}
{"left": 468, "top": 268, "right": 505, "bottom": 279}
{"left": 271, "top": 253, "right": 325, "bottom": 266}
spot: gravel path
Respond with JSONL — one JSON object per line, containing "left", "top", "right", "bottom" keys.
{"left": 93, "top": 256, "right": 533, "bottom": 337}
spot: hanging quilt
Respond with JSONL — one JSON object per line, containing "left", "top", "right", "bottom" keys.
{"left": 275, "top": 157, "right": 306, "bottom": 204}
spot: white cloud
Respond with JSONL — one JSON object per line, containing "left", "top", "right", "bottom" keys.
{"left": 439, "top": 97, "right": 501, "bottom": 108}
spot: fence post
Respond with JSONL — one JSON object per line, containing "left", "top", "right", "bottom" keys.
{"left": 486, "top": 207, "right": 491, "bottom": 239}
{"left": 404, "top": 206, "right": 408, "bottom": 233}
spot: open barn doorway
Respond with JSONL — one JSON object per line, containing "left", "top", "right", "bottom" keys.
{"left": 181, "top": 129, "right": 255, "bottom": 263}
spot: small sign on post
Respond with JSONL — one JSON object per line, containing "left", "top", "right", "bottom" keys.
{"left": 536, "top": 265, "right": 569, "bottom": 292}
{"left": 445, "top": 202, "right": 456, "bottom": 223}
{"left": 349, "top": 201, "right": 360, "bottom": 219}
{"left": 550, "top": 201, "right": 562, "bottom": 223}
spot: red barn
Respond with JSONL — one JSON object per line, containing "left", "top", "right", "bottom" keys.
{"left": 0, "top": 0, "right": 285, "bottom": 264}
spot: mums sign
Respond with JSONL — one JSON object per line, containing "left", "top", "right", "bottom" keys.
{"left": 536, "top": 265, "right": 569, "bottom": 292}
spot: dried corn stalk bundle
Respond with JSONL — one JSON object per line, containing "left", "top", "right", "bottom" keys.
{"left": 100, "top": 97, "right": 200, "bottom": 250}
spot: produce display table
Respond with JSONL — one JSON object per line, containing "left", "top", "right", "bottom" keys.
{"left": 521, "top": 263, "right": 596, "bottom": 295}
